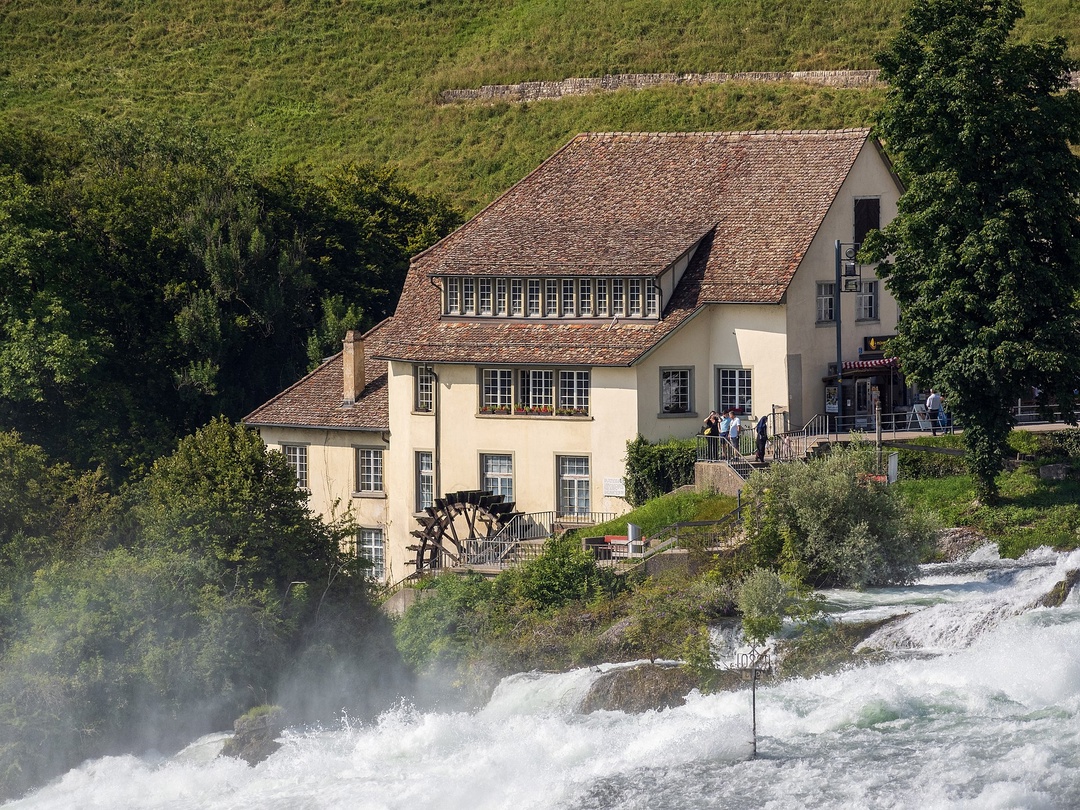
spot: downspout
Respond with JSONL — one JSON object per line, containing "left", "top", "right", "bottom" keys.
{"left": 428, "top": 365, "right": 441, "bottom": 500}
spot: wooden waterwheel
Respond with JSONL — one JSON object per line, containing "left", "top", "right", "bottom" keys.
{"left": 408, "top": 490, "right": 520, "bottom": 573}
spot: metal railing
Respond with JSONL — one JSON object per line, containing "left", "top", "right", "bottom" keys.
{"left": 461, "top": 511, "right": 553, "bottom": 567}
{"left": 460, "top": 509, "right": 616, "bottom": 569}
{"left": 695, "top": 430, "right": 756, "bottom": 478}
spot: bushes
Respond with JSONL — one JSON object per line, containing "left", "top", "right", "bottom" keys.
{"left": 743, "top": 442, "right": 935, "bottom": 588}
{"left": 623, "top": 435, "right": 696, "bottom": 507}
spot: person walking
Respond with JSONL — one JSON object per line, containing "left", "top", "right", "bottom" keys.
{"left": 926, "top": 389, "right": 942, "bottom": 436}
{"left": 728, "top": 412, "right": 742, "bottom": 453}
{"left": 755, "top": 413, "right": 769, "bottom": 462}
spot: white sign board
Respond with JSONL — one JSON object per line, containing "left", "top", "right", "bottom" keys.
{"left": 603, "top": 477, "right": 626, "bottom": 498}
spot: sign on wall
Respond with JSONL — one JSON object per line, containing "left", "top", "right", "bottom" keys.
{"left": 603, "top": 478, "right": 626, "bottom": 498}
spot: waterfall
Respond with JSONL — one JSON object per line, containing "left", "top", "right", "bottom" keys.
{"left": 7, "top": 548, "right": 1080, "bottom": 810}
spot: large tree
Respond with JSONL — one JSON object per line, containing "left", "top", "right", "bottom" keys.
{"left": 865, "top": 0, "right": 1080, "bottom": 501}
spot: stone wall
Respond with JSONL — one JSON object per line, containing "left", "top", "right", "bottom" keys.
{"left": 439, "top": 69, "right": 1080, "bottom": 105}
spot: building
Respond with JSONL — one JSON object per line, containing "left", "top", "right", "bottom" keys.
{"left": 244, "top": 128, "right": 903, "bottom": 584}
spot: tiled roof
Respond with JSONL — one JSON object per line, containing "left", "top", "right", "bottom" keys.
{"left": 245, "top": 129, "right": 877, "bottom": 428}
{"left": 243, "top": 330, "right": 390, "bottom": 431}
{"left": 379, "top": 128, "right": 873, "bottom": 366}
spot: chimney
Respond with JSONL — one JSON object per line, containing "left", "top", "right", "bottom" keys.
{"left": 342, "top": 330, "right": 365, "bottom": 406}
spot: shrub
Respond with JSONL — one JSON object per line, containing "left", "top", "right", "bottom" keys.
{"left": 511, "top": 535, "right": 601, "bottom": 610}
{"left": 743, "top": 442, "right": 936, "bottom": 588}
{"left": 623, "top": 435, "right": 696, "bottom": 507}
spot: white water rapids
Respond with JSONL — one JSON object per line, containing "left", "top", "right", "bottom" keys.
{"left": 7, "top": 547, "right": 1080, "bottom": 810}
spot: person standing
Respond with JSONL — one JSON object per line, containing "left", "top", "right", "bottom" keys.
{"left": 755, "top": 414, "right": 769, "bottom": 462}
{"left": 702, "top": 411, "right": 721, "bottom": 459}
{"left": 728, "top": 412, "right": 742, "bottom": 453}
{"left": 926, "top": 389, "right": 942, "bottom": 436}
{"left": 718, "top": 410, "right": 732, "bottom": 452}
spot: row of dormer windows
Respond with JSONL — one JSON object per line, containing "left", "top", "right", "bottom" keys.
{"left": 442, "top": 277, "right": 660, "bottom": 319}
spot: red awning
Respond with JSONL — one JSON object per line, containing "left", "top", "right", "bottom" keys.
{"left": 843, "top": 357, "right": 899, "bottom": 371}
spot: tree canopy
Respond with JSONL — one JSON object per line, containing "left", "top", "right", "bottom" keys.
{"left": 0, "top": 121, "right": 461, "bottom": 483}
{"left": 865, "top": 0, "right": 1080, "bottom": 500}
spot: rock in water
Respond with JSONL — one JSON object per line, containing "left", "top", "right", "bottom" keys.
{"left": 219, "top": 706, "right": 285, "bottom": 765}
{"left": 579, "top": 663, "right": 698, "bottom": 714}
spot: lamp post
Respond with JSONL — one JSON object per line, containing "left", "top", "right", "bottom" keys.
{"left": 834, "top": 240, "right": 864, "bottom": 430}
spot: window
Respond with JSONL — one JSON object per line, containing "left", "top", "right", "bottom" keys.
{"left": 511, "top": 279, "right": 524, "bottom": 316}
{"left": 857, "top": 280, "right": 878, "bottom": 320}
{"left": 282, "top": 445, "right": 308, "bottom": 489}
{"left": 854, "top": 198, "right": 881, "bottom": 246}
{"left": 416, "top": 451, "right": 433, "bottom": 512}
{"left": 446, "top": 278, "right": 461, "bottom": 314}
{"left": 661, "top": 368, "right": 692, "bottom": 414}
{"left": 462, "top": 278, "right": 476, "bottom": 315}
{"left": 579, "top": 280, "right": 593, "bottom": 315}
{"left": 356, "top": 448, "right": 384, "bottom": 493}
{"left": 816, "top": 282, "right": 835, "bottom": 323}
{"left": 612, "top": 279, "right": 625, "bottom": 316}
{"left": 628, "top": 279, "right": 642, "bottom": 316}
{"left": 479, "top": 278, "right": 493, "bottom": 315}
{"left": 596, "top": 279, "right": 609, "bottom": 316}
{"left": 415, "top": 365, "right": 434, "bottom": 412}
{"left": 545, "top": 279, "right": 559, "bottom": 316}
{"left": 482, "top": 368, "right": 513, "bottom": 411}
{"left": 562, "top": 279, "right": 576, "bottom": 316}
{"left": 559, "top": 370, "right": 590, "bottom": 412}
{"left": 719, "top": 368, "right": 752, "bottom": 415}
{"left": 645, "top": 279, "right": 659, "bottom": 317}
{"left": 558, "top": 456, "right": 590, "bottom": 516}
{"left": 358, "top": 528, "right": 385, "bottom": 580}
{"left": 481, "top": 453, "right": 513, "bottom": 500}
{"left": 527, "top": 280, "right": 541, "bottom": 316}
{"left": 519, "top": 369, "right": 554, "bottom": 410}
{"left": 496, "top": 279, "right": 508, "bottom": 315}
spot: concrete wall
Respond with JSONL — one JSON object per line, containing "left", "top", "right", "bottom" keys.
{"left": 440, "top": 69, "right": 1080, "bottom": 105}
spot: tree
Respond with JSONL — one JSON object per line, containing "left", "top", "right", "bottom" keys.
{"left": 865, "top": 0, "right": 1080, "bottom": 501}
{"left": 130, "top": 417, "right": 351, "bottom": 593}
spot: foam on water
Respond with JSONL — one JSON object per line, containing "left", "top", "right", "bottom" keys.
{"left": 7, "top": 549, "right": 1080, "bottom": 810}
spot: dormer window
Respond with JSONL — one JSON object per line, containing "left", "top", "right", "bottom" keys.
{"left": 479, "top": 278, "right": 493, "bottom": 315}
{"left": 545, "top": 280, "right": 559, "bottom": 316}
{"left": 580, "top": 280, "right": 593, "bottom": 315}
{"left": 439, "top": 275, "right": 660, "bottom": 320}
{"left": 446, "top": 278, "right": 461, "bottom": 314}
{"left": 511, "top": 279, "right": 524, "bottom": 315}
{"left": 596, "top": 280, "right": 609, "bottom": 316}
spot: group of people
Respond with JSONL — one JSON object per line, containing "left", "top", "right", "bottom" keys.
{"left": 702, "top": 410, "right": 770, "bottom": 463}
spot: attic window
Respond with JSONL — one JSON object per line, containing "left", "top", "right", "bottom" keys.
{"left": 440, "top": 275, "right": 659, "bottom": 320}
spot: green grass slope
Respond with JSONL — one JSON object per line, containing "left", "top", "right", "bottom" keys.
{"left": 1, "top": 0, "right": 1076, "bottom": 210}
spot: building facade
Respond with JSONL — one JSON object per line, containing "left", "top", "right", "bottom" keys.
{"left": 245, "top": 128, "right": 903, "bottom": 584}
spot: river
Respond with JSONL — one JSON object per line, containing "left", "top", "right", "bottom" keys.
{"left": 7, "top": 547, "right": 1080, "bottom": 810}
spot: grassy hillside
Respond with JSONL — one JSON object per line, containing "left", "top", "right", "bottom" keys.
{"left": 2, "top": 0, "right": 1077, "bottom": 211}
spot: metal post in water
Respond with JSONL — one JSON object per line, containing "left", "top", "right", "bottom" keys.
{"left": 751, "top": 662, "right": 758, "bottom": 759}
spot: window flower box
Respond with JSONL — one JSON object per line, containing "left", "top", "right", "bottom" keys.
{"left": 479, "top": 405, "right": 511, "bottom": 415}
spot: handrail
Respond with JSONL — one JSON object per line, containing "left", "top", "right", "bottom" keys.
{"left": 460, "top": 509, "right": 617, "bottom": 568}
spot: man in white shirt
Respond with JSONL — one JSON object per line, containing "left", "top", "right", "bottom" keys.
{"left": 926, "top": 389, "right": 942, "bottom": 436}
